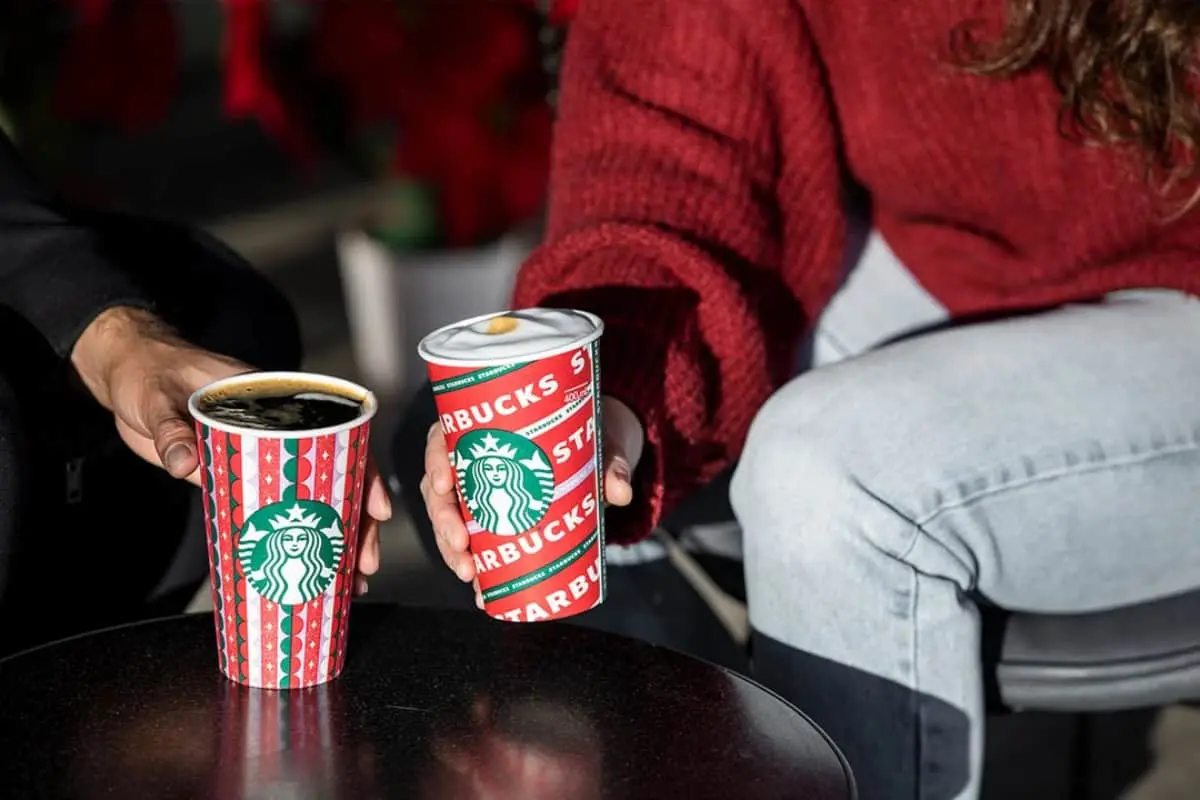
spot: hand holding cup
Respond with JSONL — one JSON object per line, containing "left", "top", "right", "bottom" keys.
{"left": 422, "top": 395, "right": 642, "bottom": 604}
{"left": 418, "top": 309, "right": 635, "bottom": 619}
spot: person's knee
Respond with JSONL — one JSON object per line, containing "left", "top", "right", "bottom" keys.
{"left": 730, "top": 364, "right": 925, "bottom": 565}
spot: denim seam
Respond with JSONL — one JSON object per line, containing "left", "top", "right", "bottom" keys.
{"left": 912, "top": 438, "right": 1200, "bottom": 530}
{"left": 846, "top": 479, "right": 943, "bottom": 800}
{"left": 814, "top": 327, "right": 854, "bottom": 360}
{"left": 910, "top": 559, "right": 924, "bottom": 800}
{"left": 854, "top": 477, "right": 973, "bottom": 581}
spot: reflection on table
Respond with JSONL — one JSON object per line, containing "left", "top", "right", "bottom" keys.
{"left": 0, "top": 605, "right": 854, "bottom": 799}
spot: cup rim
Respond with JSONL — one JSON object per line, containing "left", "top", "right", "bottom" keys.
{"left": 187, "top": 371, "right": 378, "bottom": 438}
{"left": 417, "top": 308, "right": 604, "bottom": 369}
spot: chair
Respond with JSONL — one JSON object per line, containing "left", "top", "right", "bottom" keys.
{"left": 992, "top": 591, "right": 1200, "bottom": 797}
{"left": 996, "top": 593, "right": 1200, "bottom": 716}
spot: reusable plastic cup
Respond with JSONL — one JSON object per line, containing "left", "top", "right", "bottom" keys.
{"left": 188, "top": 371, "right": 377, "bottom": 689}
{"left": 418, "top": 309, "right": 606, "bottom": 622}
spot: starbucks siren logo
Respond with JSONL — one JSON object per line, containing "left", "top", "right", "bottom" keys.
{"left": 453, "top": 429, "right": 555, "bottom": 536}
{"left": 239, "top": 499, "right": 345, "bottom": 606}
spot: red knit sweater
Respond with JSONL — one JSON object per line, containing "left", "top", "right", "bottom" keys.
{"left": 511, "top": 0, "right": 1200, "bottom": 543}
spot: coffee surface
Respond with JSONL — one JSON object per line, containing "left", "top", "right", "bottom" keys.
{"left": 197, "top": 381, "right": 363, "bottom": 432}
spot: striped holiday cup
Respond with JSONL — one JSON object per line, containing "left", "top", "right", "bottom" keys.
{"left": 188, "top": 372, "right": 377, "bottom": 689}
{"left": 418, "top": 309, "right": 606, "bottom": 622}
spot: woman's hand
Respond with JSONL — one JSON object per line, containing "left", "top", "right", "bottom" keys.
{"left": 421, "top": 395, "right": 643, "bottom": 606}
{"left": 72, "top": 306, "right": 392, "bottom": 592}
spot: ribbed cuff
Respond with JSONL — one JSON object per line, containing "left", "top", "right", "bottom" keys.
{"left": 596, "top": 325, "right": 668, "bottom": 544}
{"left": 533, "top": 286, "right": 696, "bottom": 544}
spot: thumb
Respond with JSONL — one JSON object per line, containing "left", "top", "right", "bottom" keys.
{"left": 146, "top": 395, "right": 199, "bottom": 478}
{"left": 605, "top": 451, "right": 634, "bottom": 507}
{"left": 601, "top": 396, "right": 644, "bottom": 508}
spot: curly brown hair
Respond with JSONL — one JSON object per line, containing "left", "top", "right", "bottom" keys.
{"left": 953, "top": 0, "right": 1200, "bottom": 212}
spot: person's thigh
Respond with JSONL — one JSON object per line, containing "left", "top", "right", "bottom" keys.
{"left": 737, "top": 290, "right": 1200, "bottom": 623}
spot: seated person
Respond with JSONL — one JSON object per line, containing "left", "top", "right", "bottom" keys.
{"left": 0, "top": 131, "right": 390, "bottom": 655}
{"left": 417, "top": 1, "right": 1200, "bottom": 798}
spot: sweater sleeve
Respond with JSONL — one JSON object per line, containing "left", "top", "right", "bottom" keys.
{"left": 512, "top": 0, "right": 846, "bottom": 543}
{"left": 0, "top": 131, "right": 155, "bottom": 358}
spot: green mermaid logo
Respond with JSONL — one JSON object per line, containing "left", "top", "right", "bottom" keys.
{"left": 453, "top": 430, "right": 555, "bottom": 536}
{"left": 239, "top": 500, "right": 345, "bottom": 606}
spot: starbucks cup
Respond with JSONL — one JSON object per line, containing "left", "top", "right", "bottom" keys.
{"left": 418, "top": 309, "right": 606, "bottom": 622}
{"left": 188, "top": 371, "right": 378, "bottom": 689}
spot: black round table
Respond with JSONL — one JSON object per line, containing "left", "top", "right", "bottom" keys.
{"left": 0, "top": 603, "right": 853, "bottom": 799}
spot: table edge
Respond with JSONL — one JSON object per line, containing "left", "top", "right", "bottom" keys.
{"left": 0, "top": 605, "right": 857, "bottom": 796}
{"left": 0, "top": 612, "right": 203, "bottom": 665}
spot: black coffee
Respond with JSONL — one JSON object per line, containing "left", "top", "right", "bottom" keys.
{"left": 198, "top": 380, "right": 363, "bottom": 432}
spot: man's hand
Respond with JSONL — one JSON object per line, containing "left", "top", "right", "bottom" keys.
{"left": 72, "top": 306, "right": 250, "bottom": 482}
{"left": 71, "top": 306, "right": 392, "bottom": 591}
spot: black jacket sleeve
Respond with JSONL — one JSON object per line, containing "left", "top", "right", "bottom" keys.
{"left": 0, "top": 130, "right": 154, "bottom": 358}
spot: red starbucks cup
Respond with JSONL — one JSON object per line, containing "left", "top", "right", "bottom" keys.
{"left": 418, "top": 309, "right": 606, "bottom": 622}
{"left": 188, "top": 372, "right": 377, "bottom": 689}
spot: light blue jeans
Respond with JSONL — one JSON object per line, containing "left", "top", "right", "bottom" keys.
{"left": 730, "top": 233, "right": 1200, "bottom": 799}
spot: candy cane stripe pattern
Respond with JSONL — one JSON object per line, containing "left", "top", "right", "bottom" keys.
{"left": 190, "top": 373, "right": 376, "bottom": 689}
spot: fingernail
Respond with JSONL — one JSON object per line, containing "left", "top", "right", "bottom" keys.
{"left": 164, "top": 443, "right": 192, "bottom": 475}
{"left": 475, "top": 592, "right": 485, "bottom": 610}
{"left": 455, "top": 561, "right": 473, "bottom": 582}
{"left": 356, "top": 578, "right": 369, "bottom": 595}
